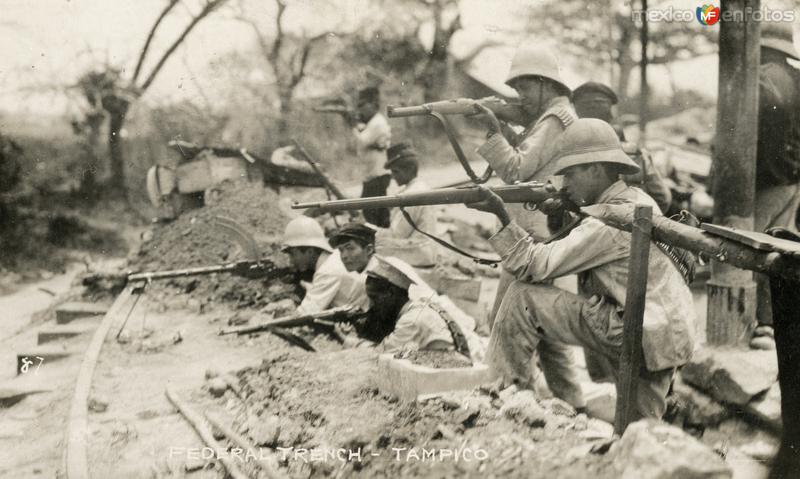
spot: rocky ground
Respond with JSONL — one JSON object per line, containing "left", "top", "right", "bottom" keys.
{"left": 0, "top": 178, "right": 784, "bottom": 478}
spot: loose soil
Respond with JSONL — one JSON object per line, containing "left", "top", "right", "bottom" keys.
{"left": 395, "top": 349, "right": 473, "bottom": 369}
{"left": 127, "top": 181, "right": 302, "bottom": 311}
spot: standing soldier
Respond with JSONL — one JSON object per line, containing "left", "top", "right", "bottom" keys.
{"left": 352, "top": 86, "right": 393, "bottom": 228}
{"left": 472, "top": 45, "right": 584, "bottom": 411}
{"left": 751, "top": 23, "right": 800, "bottom": 349}
{"left": 371, "top": 143, "right": 440, "bottom": 267}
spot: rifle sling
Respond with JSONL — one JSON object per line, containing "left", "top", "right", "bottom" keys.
{"left": 426, "top": 300, "right": 472, "bottom": 360}
{"left": 430, "top": 111, "right": 493, "bottom": 184}
{"left": 398, "top": 207, "right": 499, "bottom": 266}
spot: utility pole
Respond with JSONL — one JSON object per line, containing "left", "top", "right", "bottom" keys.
{"left": 638, "top": 0, "right": 648, "bottom": 145}
{"left": 707, "top": 0, "right": 760, "bottom": 346}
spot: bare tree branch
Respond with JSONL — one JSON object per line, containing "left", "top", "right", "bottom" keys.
{"left": 289, "top": 33, "right": 327, "bottom": 89}
{"left": 139, "top": 0, "right": 229, "bottom": 92}
{"left": 270, "top": 0, "right": 287, "bottom": 66}
{"left": 133, "top": 0, "right": 180, "bottom": 83}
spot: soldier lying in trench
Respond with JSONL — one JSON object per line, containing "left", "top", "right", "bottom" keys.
{"left": 328, "top": 223, "right": 485, "bottom": 362}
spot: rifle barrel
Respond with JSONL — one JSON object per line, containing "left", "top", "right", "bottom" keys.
{"left": 128, "top": 263, "right": 236, "bottom": 282}
{"left": 291, "top": 183, "right": 556, "bottom": 212}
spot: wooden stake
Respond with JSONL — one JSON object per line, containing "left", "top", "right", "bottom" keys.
{"left": 165, "top": 386, "right": 250, "bottom": 479}
{"left": 614, "top": 204, "right": 652, "bottom": 435}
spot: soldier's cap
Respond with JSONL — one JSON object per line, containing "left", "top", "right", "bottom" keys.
{"left": 357, "top": 86, "right": 380, "bottom": 105}
{"left": 761, "top": 22, "right": 798, "bottom": 60}
{"left": 572, "top": 82, "right": 619, "bottom": 105}
{"left": 329, "top": 222, "right": 377, "bottom": 248}
{"left": 553, "top": 118, "right": 640, "bottom": 176}
{"left": 384, "top": 142, "right": 418, "bottom": 169}
{"left": 366, "top": 255, "right": 417, "bottom": 290}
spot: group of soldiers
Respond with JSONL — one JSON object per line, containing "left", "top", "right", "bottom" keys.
{"left": 272, "top": 21, "right": 799, "bottom": 422}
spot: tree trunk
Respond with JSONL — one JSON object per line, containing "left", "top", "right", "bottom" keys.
{"left": 107, "top": 101, "right": 131, "bottom": 192}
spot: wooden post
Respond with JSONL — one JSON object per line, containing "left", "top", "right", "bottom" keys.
{"left": 614, "top": 205, "right": 652, "bottom": 435}
{"left": 707, "top": 0, "right": 760, "bottom": 347}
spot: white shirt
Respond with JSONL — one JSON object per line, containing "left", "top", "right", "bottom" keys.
{"left": 353, "top": 113, "right": 391, "bottom": 179}
{"left": 296, "top": 250, "right": 368, "bottom": 315}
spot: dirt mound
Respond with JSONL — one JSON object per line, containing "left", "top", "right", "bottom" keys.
{"left": 128, "top": 181, "right": 301, "bottom": 310}
{"left": 188, "top": 349, "right": 617, "bottom": 478}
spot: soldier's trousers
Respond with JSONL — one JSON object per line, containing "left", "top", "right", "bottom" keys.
{"left": 490, "top": 270, "right": 585, "bottom": 409}
{"left": 488, "top": 280, "right": 674, "bottom": 420}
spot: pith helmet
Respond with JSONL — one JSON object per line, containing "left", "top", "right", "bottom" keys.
{"left": 506, "top": 45, "right": 569, "bottom": 93}
{"left": 761, "top": 22, "right": 799, "bottom": 60}
{"left": 553, "top": 118, "right": 640, "bottom": 176}
{"left": 282, "top": 216, "right": 332, "bottom": 253}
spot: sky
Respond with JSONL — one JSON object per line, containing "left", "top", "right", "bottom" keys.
{"left": 0, "top": 0, "right": 797, "bottom": 119}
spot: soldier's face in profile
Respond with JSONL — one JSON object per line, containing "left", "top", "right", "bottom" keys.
{"left": 285, "top": 247, "right": 319, "bottom": 272}
{"left": 357, "top": 101, "right": 378, "bottom": 122}
{"left": 561, "top": 164, "right": 606, "bottom": 206}
{"left": 337, "top": 240, "right": 373, "bottom": 273}
{"left": 511, "top": 77, "right": 546, "bottom": 118}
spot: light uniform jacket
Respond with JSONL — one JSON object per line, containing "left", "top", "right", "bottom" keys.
{"left": 378, "top": 296, "right": 486, "bottom": 362}
{"left": 296, "top": 250, "right": 369, "bottom": 315}
{"left": 488, "top": 180, "right": 696, "bottom": 371}
{"left": 353, "top": 112, "right": 391, "bottom": 180}
{"left": 375, "top": 178, "right": 439, "bottom": 266}
{"left": 477, "top": 96, "right": 576, "bottom": 240}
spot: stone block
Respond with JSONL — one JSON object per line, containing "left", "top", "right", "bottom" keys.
{"left": 609, "top": 419, "right": 732, "bottom": 478}
{"left": 55, "top": 302, "right": 108, "bottom": 324}
{"left": 681, "top": 348, "right": 777, "bottom": 406}
{"left": 37, "top": 322, "right": 97, "bottom": 344}
{"left": 373, "top": 354, "right": 494, "bottom": 401}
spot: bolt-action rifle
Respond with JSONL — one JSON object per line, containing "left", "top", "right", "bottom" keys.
{"left": 386, "top": 97, "right": 526, "bottom": 184}
{"left": 128, "top": 259, "right": 295, "bottom": 283}
{"left": 291, "top": 181, "right": 575, "bottom": 213}
{"left": 387, "top": 96, "right": 525, "bottom": 125}
{"left": 218, "top": 305, "right": 367, "bottom": 336}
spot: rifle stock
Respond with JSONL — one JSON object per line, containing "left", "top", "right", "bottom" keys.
{"left": 219, "top": 306, "right": 366, "bottom": 335}
{"left": 291, "top": 182, "right": 565, "bottom": 213}
{"left": 388, "top": 97, "right": 525, "bottom": 125}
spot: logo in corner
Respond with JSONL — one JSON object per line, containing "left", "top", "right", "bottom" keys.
{"left": 696, "top": 4, "right": 720, "bottom": 25}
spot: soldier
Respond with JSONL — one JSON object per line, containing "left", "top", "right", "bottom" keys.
{"left": 751, "top": 23, "right": 800, "bottom": 349}
{"left": 571, "top": 81, "right": 672, "bottom": 214}
{"left": 281, "top": 216, "right": 368, "bottom": 314}
{"left": 472, "top": 44, "right": 585, "bottom": 410}
{"left": 329, "top": 222, "right": 378, "bottom": 274}
{"left": 353, "top": 86, "right": 393, "bottom": 228}
{"left": 467, "top": 118, "right": 696, "bottom": 419}
{"left": 572, "top": 81, "right": 672, "bottom": 383}
{"left": 371, "top": 143, "right": 440, "bottom": 267}
{"left": 360, "top": 255, "right": 485, "bottom": 362}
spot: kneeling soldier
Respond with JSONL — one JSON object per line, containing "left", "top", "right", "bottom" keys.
{"left": 468, "top": 118, "right": 696, "bottom": 419}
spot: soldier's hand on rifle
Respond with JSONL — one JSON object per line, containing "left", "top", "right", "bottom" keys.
{"left": 465, "top": 186, "right": 511, "bottom": 227}
{"left": 474, "top": 103, "right": 503, "bottom": 137}
{"left": 538, "top": 197, "right": 565, "bottom": 216}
